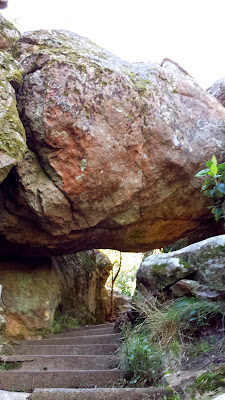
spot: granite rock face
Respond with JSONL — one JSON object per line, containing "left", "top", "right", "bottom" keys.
{"left": 0, "top": 49, "right": 26, "bottom": 183}
{"left": 0, "top": 30, "right": 225, "bottom": 256}
{"left": 137, "top": 235, "right": 225, "bottom": 300}
{"left": 208, "top": 76, "right": 225, "bottom": 107}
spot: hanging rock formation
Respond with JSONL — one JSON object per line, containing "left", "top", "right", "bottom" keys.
{"left": 0, "top": 29, "right": 224, "bottom": 256}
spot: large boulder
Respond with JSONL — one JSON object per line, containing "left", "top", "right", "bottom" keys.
{"left": 208, "top": 77, "right": 225, "bottom": 107}
{"left": 0, "top": 49, "right": 26, "bottom": 183}
{"left": 137, "top": 235, "right": 225, "bottom": 299}
{"left": 0, "top": 14, "right": 20, "bottom": 50}
{"left": 54, "top": 250, "right": 112, "bottom": 324}
{"left": 0, "top": 29, "right": 225, "bottom": 256}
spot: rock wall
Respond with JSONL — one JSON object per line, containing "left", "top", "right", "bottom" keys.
{"left": 0, "top": 250, "right": 112, "bottom": 337}
{"left": 53, "top": 250, "right": 112, "bottom": 325}
{"left": 0, "top": 258, "right": 61, "bottom": 337}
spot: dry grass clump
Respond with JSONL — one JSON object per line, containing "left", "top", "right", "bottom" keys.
{"left": 133, "top": 291, "right": 223, "bottom": 350}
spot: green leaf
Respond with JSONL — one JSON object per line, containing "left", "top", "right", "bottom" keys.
{"left": 215, "top": 192, "right": 224, "bottom": 198}
{"left": 210, "top": 163, "right": 218, "bottom": 176}
{"left": 211, "top": 155, "right": 217, "bottom": 165}
{"left": 214, "top": 208, "right": 222, "bottom": 221}
{"left": 216, "top": 184, "right": 225, "bottom": 194}
{"left": 218, "top": 162, "right": 225, "bottom": 171}
{"left": 201, "top": 178, "right": 214, "bottom": 191}
{"left": 222, "top": 200, "right": 225, "bottom": 214}
{"left": 195, "top": 168, "right": 210, "bottom": 177}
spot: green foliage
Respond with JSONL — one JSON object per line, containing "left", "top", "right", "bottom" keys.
{"left": 119, "top": 293, "right": 224, "bottom": 387}
{"left": 0, "top": 361, "right": 21, "bottom": 370}
{"left": 187, "top": 338, "right": 214, "bottom": 358}
{"left": 119, "top": 329, "right": 164, "bottom": 385}
{"left": 195, "top": 155, "right": 225, "bottom": 223}
{"left": 194, "top": 365, "right": 225, "bottom": 394}
{"left": 102, "top": 249, "right": 143, "bottom": 296}
{"left": 50, "top": 312, "right": 79, "bottom": 334}
{"left": 36, "top": 312, "right": 79, "bottom": 336}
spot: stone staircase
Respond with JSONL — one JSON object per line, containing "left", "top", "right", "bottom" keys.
{"left": 0, "top": 323, "right": 175, "bottom": 399}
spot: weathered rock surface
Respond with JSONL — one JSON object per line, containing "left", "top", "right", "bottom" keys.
{"left": 0, "top": 49, "right": 26, "bottom": 183}
{"left": 0, "top": 250, "right": 112, "bottom": 336}
{"left": 0, "top": 29, "right": 225, "bottom": 256}
{"left": 54, "top": 250, "right": 112, "bottom": 324}
{"left": 208, "top": 77, "right": 225, "bottom": 107}
{"left": 137, "top": 235, "right": 225, "bottom": 299}
{"left": 0, "top": 258, "right": 61, "bottom": 337}
{"left": 0, "top": 14, "right": 20, "bottom": 50}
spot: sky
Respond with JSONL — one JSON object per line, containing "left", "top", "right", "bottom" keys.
{"left": 2, "top": 0, "right": 225, "bottom": 89}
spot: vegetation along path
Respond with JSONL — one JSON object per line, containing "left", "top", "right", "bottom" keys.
{"left": 0, "top": 323, "right": 175, "bottom": 399}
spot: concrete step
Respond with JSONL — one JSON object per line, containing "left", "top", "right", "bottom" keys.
{"left": 9, "top": 343, "right": 118, "bottom": 356}
{"left": 17, "top": 333, "right": 121, "bottom": 346}
{"left": 31, "top": 387, "right": 175, "bottom": 399}
{"left": 0, "top": 370, "right": 124, "bottom": 391}
{"left": 1, "top": 355, "right": 117, "bottom": 370}
{"left": 46, "top": 326, "right": 115, "bottom": 338}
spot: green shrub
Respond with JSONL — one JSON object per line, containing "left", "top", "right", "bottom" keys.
{"left": 195, "top": 155, "right": 225, "bottom": 223}
{"left": 119, "top": 329, "right": 164, "bottom": 385}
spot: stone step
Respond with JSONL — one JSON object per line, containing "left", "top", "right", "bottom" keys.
{"left": 17, "top": 333, "right": 121, "bottom": 346}
{"left": 46, "top": 326, "right": 115, "bottom": 338}
{"left": 31, "top": 387, "right": 175, "bottom": 399}
{"left": 9, "top": 343, "right": 118, "bottom": 356}
{"left": 0, "top": 370, "right": 124, "bottom": 391}
{"left": 66, "top": 323, "right": 114, "bottom": 332}
{"left": 1, "top": 355, "right": 117, "bottom": 370}
{"left": 0, "top": 390, "right": 30, "bottom": 400}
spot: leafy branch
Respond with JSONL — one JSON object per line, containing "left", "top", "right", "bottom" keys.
{"left": 195, "top": 155, "right": 225, "bottom": 222}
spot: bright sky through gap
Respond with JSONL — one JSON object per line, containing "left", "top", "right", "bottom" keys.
{"left": 2, "top": 0, "right": 225, "bottom": 89}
